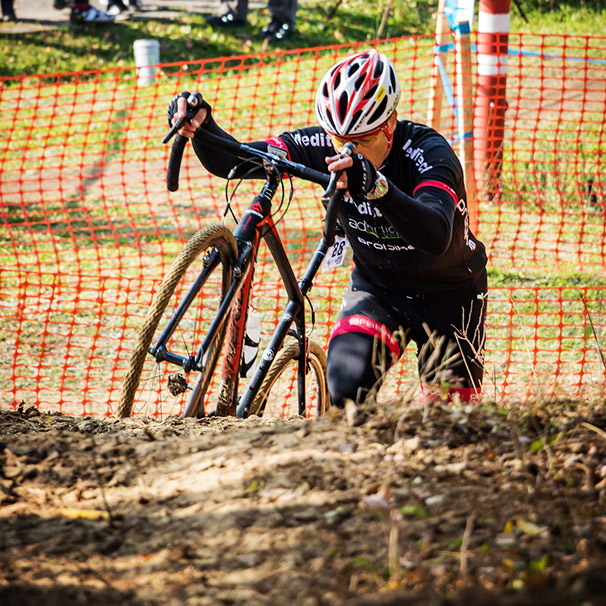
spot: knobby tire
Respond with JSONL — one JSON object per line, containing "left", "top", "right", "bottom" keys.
{"left": 248, "top": 340, "right": 329, "bottom": 418}
{"left": 117, "top": 224, "right": 237, "bottom": 418}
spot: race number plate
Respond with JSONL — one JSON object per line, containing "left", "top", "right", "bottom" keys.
{"left": 322, "top": 235, "right": 349, "bottom": 271}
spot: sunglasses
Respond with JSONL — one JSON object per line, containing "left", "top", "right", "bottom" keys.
{"left": 327, "top": 121, "right": 392, "bottom": 148}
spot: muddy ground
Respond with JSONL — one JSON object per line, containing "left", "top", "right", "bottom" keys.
{"left": 1, "top": 398, "right": 606, "bottom": 606}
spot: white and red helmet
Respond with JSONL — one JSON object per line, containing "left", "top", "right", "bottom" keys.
{"left": 315, "top": 49, "right": 401, "bottom": 137}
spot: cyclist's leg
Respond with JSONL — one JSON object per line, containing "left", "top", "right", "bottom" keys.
{"left": 412, "top": 276, "right": 487, "bottom": 404}
{"left": 327, "top": 272, "right": 402, "bottom": 407}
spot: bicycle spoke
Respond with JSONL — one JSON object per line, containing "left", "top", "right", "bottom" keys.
{"left": 118, "top": 225, "right": 237, "bottom": 419}
{"left": 249, "top": 341, "right": 329, "bottom": 418}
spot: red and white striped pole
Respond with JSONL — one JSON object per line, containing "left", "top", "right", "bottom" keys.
{"left": 474, "top": 0, "right": 510, "bottom": 200}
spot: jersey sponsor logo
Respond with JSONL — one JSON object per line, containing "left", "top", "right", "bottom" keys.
{"left": 357, "top": 235, "right": 415, "bottom": 251}
{"left": 343, "top": 196, "right": 383, "bottom": 218}
{"left": 402, "top": 138, "right": 433, "bottom": 174}
{"left": 348, "top": 217, "right": 400, "bottom": 241}
{"left": 456, "top": 198, "right": 476, "bottom": 250}
{"left": 291, "top": 131, "right": 332, "bottom": 148}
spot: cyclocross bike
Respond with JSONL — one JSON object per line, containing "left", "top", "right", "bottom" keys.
{"left": 117, "top": 93, "right": 355, "bottom": 419}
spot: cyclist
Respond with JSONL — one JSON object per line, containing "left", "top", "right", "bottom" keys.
{"left": 167, "top": 49, "right": 488, "bottom": 407}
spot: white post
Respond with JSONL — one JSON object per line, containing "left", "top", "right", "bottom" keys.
{"left": 134, "top": 39, "right": 160, "bottom": 86}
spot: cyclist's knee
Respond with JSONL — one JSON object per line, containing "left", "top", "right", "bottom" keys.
{"left": 327, "top": 317, "right": 400, "bottom": 407}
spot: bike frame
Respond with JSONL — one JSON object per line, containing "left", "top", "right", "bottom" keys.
{"left": 149, "top": 162, "right": 331, "bottom": 418}
{"left": 154, "top": 120, "right": 354, "bottom": 418}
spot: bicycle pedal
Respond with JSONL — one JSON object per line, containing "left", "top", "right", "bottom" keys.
{"left": 167, "top": 373, "right": 189, "bottom": 396}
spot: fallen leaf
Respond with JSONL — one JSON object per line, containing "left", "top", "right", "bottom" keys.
{"left": 363, "top": 484, "right": 393, "bottom": 510}
{"left": 57, "top": 508, "right": 110, "bottom": 520}
{"left": 516, "top": 517, "right": 545, "bottom": 536}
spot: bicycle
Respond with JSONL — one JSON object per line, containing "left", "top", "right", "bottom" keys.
{"left": 117, "top": 93, "right": 355, "bottom": 419}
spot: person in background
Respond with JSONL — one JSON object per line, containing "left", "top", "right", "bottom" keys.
{"left": 206, "top": 0, "right": 296, "bottom": 42}
{"left": 1, "top": 0, "right": 17, "bottom": 21}
{"left": 53, "top": 0, "right": 115, "bottom": 22}
{"left": 98, "top": 0, "right": 141, "bottom": 17}
{"left": 167, "top": 49, "right": 488, "bottom": 408}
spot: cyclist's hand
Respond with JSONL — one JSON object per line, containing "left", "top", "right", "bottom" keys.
{"left": 167, "top": 92, "right": 209, "bottom": 139}
{"left": 326, "top": 152, "right": 377, "bottom": 197}
{"left": 325, "top": 151, "right": 352, "bottom": 192}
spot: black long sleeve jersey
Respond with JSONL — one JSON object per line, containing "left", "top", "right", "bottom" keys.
{"left": 191, "top": 118, "right": 487, "bottom": 297}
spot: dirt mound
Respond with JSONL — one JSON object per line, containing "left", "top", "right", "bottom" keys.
{"left": 1, "top": 400, "right": 606, "bottom": 605}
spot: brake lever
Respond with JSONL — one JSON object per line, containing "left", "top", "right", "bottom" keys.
{"left": 162, "top": 92, "right": 204, "bottom": 144}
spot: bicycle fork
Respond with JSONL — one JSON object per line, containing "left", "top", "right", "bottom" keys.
{"left": 236, "top": 234, "right": 330, "bottom": 417}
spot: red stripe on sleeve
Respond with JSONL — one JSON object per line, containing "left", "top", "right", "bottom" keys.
{"left": 413, "top": 180, "right": 458, "bottom": 205}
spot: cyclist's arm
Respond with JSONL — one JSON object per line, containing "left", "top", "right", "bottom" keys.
{"left": 326, "top": 130, "right": 464, "bottom": 257}
{"left": 373, "top": 170, "right": 458, "bottom": 256}
{"left": 190, "top": 116, "right": 270, "bottom": 180}
{"left": 168, "top": 92, "right": 270, "bottom": 179}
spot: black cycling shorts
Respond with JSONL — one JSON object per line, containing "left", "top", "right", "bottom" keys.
{"left": 327, "top": 267, "right": 487, "bottom": 406}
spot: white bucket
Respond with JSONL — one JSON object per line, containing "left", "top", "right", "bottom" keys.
{"left": 134, "top": 39, "right": 160, "bottom": 86}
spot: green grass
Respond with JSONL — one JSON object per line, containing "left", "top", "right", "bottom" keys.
{"left": 0, "top": 0, "right": 437, "bottom": 78}
{"left": 511, "top": 0, "right": 606, "bottom": 35}
{"left": 1, "top": 0, "right": 605, "bottom": 78}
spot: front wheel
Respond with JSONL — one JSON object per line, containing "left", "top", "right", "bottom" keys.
{"left": 248, "top": 340, "right": 329, "bottom": 418}
{"left": 117, "top": 224, "right": 237, "bottom": 418}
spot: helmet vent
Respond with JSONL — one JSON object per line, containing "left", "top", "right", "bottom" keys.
{"left": 355, "top": 73, "right": 368, "bottom": 90}
{"left": 337, "top": 92, "right": 349, "bottom": 123}
{"left": 348, "top": 63, "right": 361, "bottom": 77}
{"left": 373, "top": 60, "right": 383, "bottom": 79}
{"left": 367, "top": 96, "right": 388, "bottom": 126}
{"left": 350, "top": 110, "right": 363, "bottom": 128}
{"left": 325, "top": 111, "right": 337, "bottom": 132}
{"left": 363, "top": 84, "right": 377, "bottom": 100}
{"left": 389, "top": 67, "right": 397, "bottom": 91}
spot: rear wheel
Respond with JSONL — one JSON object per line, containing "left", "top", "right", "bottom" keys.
{"left": 117, "top": 224, "right": 237, "bottom": 418}
{"left": 248, "top": 340, "right": 329, "bottom": 418}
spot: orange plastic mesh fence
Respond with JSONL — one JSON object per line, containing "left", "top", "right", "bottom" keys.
{"left": 1, "top": 34, "right": 605, "bottom": 416}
